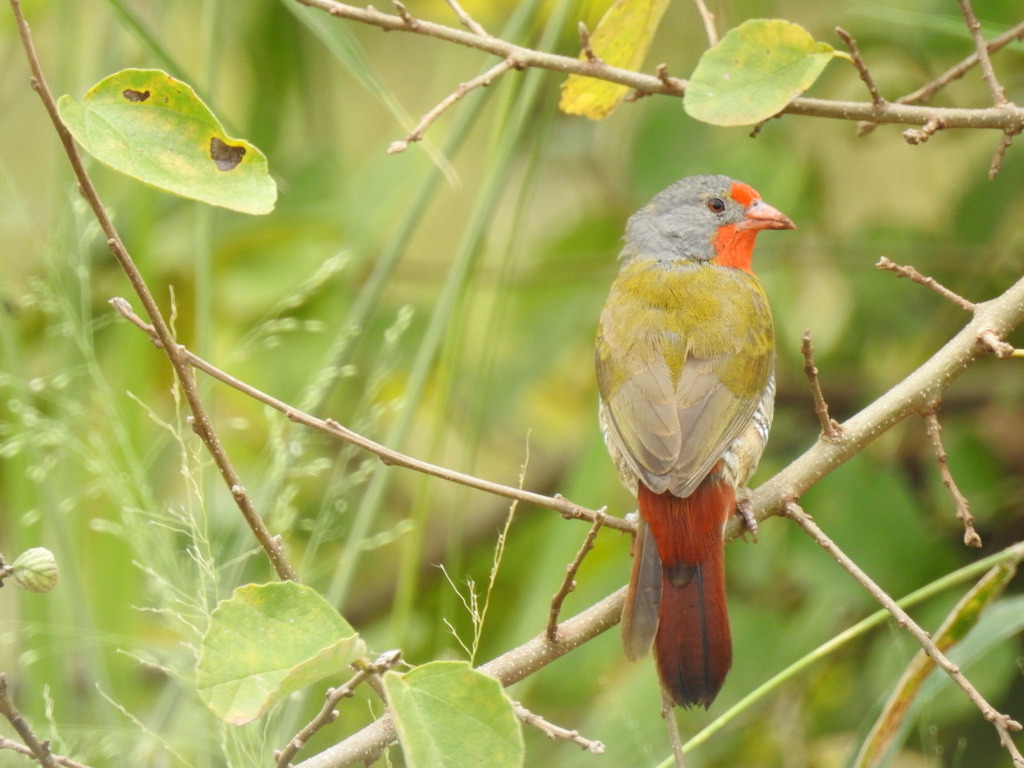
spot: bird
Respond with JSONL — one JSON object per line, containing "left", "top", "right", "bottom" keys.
{"left": 596, "top": 175, "right": 794, "bottom": 708}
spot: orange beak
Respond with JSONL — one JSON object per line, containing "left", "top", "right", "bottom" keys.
{"left": 737, "top": 199, "right": 796, "bottom": 231}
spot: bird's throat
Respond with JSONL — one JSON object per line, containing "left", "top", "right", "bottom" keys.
{"left": 711, "top": 224, "right": 758, "bottom": 273}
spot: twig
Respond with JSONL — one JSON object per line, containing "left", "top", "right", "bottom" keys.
{"left": 876, "top": 257, "right": 976, "bottom": 312}
{"left": 0, "top": 674, "right": 61, "bottom": 768}
{"left": 276, "top": 652, "right": 402, "bottom": 768}
{"left": 921, "top": 403, "right": 981, "bottom": 548}
{"left": 692, "top": 0, "right": 717, "bottom": 46}
{"left": 836, "top": 27, "right": 884, "bottom": 106}
{"left": 661, "top": 688, "right": 687, "bottom": 768}
{"left": 292, "top": 0, "right": 1024, "bottom": 134}
{"left": 8, "top": 0, "right": 297, "bottom": 583}
{"left": 896, "top": 21, "right": 1024, "bottom": 107}
{"left": 512, "top": 701, "right": 604, "bottom": 753}
{"left": 957, "top": 0, "right": 1009, "bottom": 107}
{"left": 0, "top": 739, "right": 93, "bottom": 768}
{"left": 108, "top": 298, "right": 631, "bottom": 534}
{"left": 782, "top": 501, "right": 1023, "bottom": 766}
{"left": 989, "top": 129, "right": 1018, "bottom": 180}
{"left": 389, "top": 57, "right": 517, "bottom": 153}
{"left": 577, "top": 21, "right": 601, "bottom": 64}
{"left": 546, "top": 512, "right": 606, "bottom": 641}
{"left": 444, "top": 0, "right": 487, "bottom": 37}
{"left": 801, "top": 330, "right": 843, "bottom": 440}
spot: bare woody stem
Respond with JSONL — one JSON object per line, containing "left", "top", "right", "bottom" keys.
{"left": 8, "top": 0, "right": 296, "bottom": 582}
{"left": 109, "top": 298, "right": 630, "bottom": 534}
{"left": 783, "top": 501, "right": 1023, "bottom": 764}
{"left": 292, "top": 0, "right": 1024, "bottom": 134}
{"left": 0, "top": 674, "right": 61, "bottom": 768}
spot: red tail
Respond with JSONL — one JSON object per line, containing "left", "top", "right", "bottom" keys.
{"left": 636, "top": 477, "right": 733, "bottom": 708}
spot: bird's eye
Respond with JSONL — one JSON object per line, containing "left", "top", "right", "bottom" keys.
{"left": 707, "top": 197, "right": 726, "bottom": 213}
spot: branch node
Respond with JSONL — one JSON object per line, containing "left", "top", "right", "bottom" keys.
{"left": 957, "top": 0, "right": 1009, "bottom": 107}
{"left": 977, "top": 328, "right": 1015, "bottom": 359}
{"left": 902, "top": 117, "right": 945, "bottom": 145}
{"left": 392, "top": 0, "right": 417, "bottom": 29}
{"left": 444, "top": 0, "right": 488, "bottom": 37}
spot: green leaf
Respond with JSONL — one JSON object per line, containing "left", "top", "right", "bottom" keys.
{"left": 57, "top": 69, "right": 276, "bottom": 214}
{"left": 684, "top": 19, "right": 845, "bottom": 127}
{"left": 384, "top": 661, "right": 524, "bottom": 768}
{"left": 196, "top": 582, "right": 365, "bottom": 725}
{"left": 559, "top": 0, "right": 671, "bottom": 120}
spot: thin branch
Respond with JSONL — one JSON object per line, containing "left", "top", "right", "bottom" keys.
{"left": 276, "top": 652, "right": 402, "bottom": 768}
{"left": 957, "top": 0, "right": 1010, "bottom": 107}
{"left": 0, "top": 674, "right": 61, "bottom": 768}
{"left": 108, "top": 298, "right": 631, "bottom": 534}
{"left": 0, "top": 739, "right": 94, "bottom": 768}
{"left": 661, "top": 688, "right": 687, "bottom": 768}
{"left": 835, "top": 27, "right": 884, "bottom": 106}
{"left": 292, "top": 0, "right": 1024, "bottom": 134}
{"left": 897, "top": 21, "right": 1024, "bottom": 107}
{"left": 782, "top": 501, "right": 1023, "bottom": 766}
{"left": 692, "top": 0, "right": 718, "bottom": 47}
{"left": 921, "top": 403, "right": 981, "bottom": 548}
{"left": 512, "top": 701, "right": 604, "bottom": 753}
{"left": 547, "top": 512, "right": 606, "bottom": 641}
{"left": 388, "top": 57, "right": 517, "bottom": 154}
{"left": 8, "top": 0, "right": 297, "bottom": 583}
{"left": 576, "top": 21, "right": 601, "bottom": 64}
{"left": 876, "top": 257, "right": 977, "bottom": 311}
{"left": 801, "top": 330, "right": 843, "bottom": 440}
{"left": 444, "top": 0, "right": 487, "bottom": 37}
{"left": 989, "top": 129, "right": 1018, "bottom": 180}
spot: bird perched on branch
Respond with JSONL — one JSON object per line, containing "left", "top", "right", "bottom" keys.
{"left": 596, "top": 175, "right": 794, "bottom": 708}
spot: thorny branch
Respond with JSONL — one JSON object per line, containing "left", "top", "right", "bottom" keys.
{"left": 783, "top": 501, "right": 1023, "bottom": 765}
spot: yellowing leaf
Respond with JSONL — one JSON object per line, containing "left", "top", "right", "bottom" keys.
{"left": 684, "top": 19, "right": 843, "bottom": 127}
{"left": 559, "top": 0, "right": 670, "bottom": 120}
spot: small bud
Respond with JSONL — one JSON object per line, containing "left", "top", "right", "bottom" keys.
{"left": 10, "top": 547, "right": 59, "bottom": 593}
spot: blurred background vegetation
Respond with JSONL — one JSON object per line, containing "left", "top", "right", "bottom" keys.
{"left": 1, "top": 0, "right": 1023, "bottom": 766}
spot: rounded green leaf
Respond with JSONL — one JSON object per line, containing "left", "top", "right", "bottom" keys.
{"left": 57, "top": 69, "right": 276, "bottom": 214}
{"left": 685, "top": 19, "right": 843, "bottom": 126}
{"left": 384, "top": 661, "right": 524, "bottom": 768}
{"left": 196, "top": 582, "right": 365, "bottom": 725}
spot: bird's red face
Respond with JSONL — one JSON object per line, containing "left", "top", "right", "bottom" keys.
{"left": 712, "top": 182, "right": 795, "bottom": 272}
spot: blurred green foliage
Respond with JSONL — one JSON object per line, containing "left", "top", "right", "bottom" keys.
{"left": 1, "top": 0, "right": 1023, "bottom": 766}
